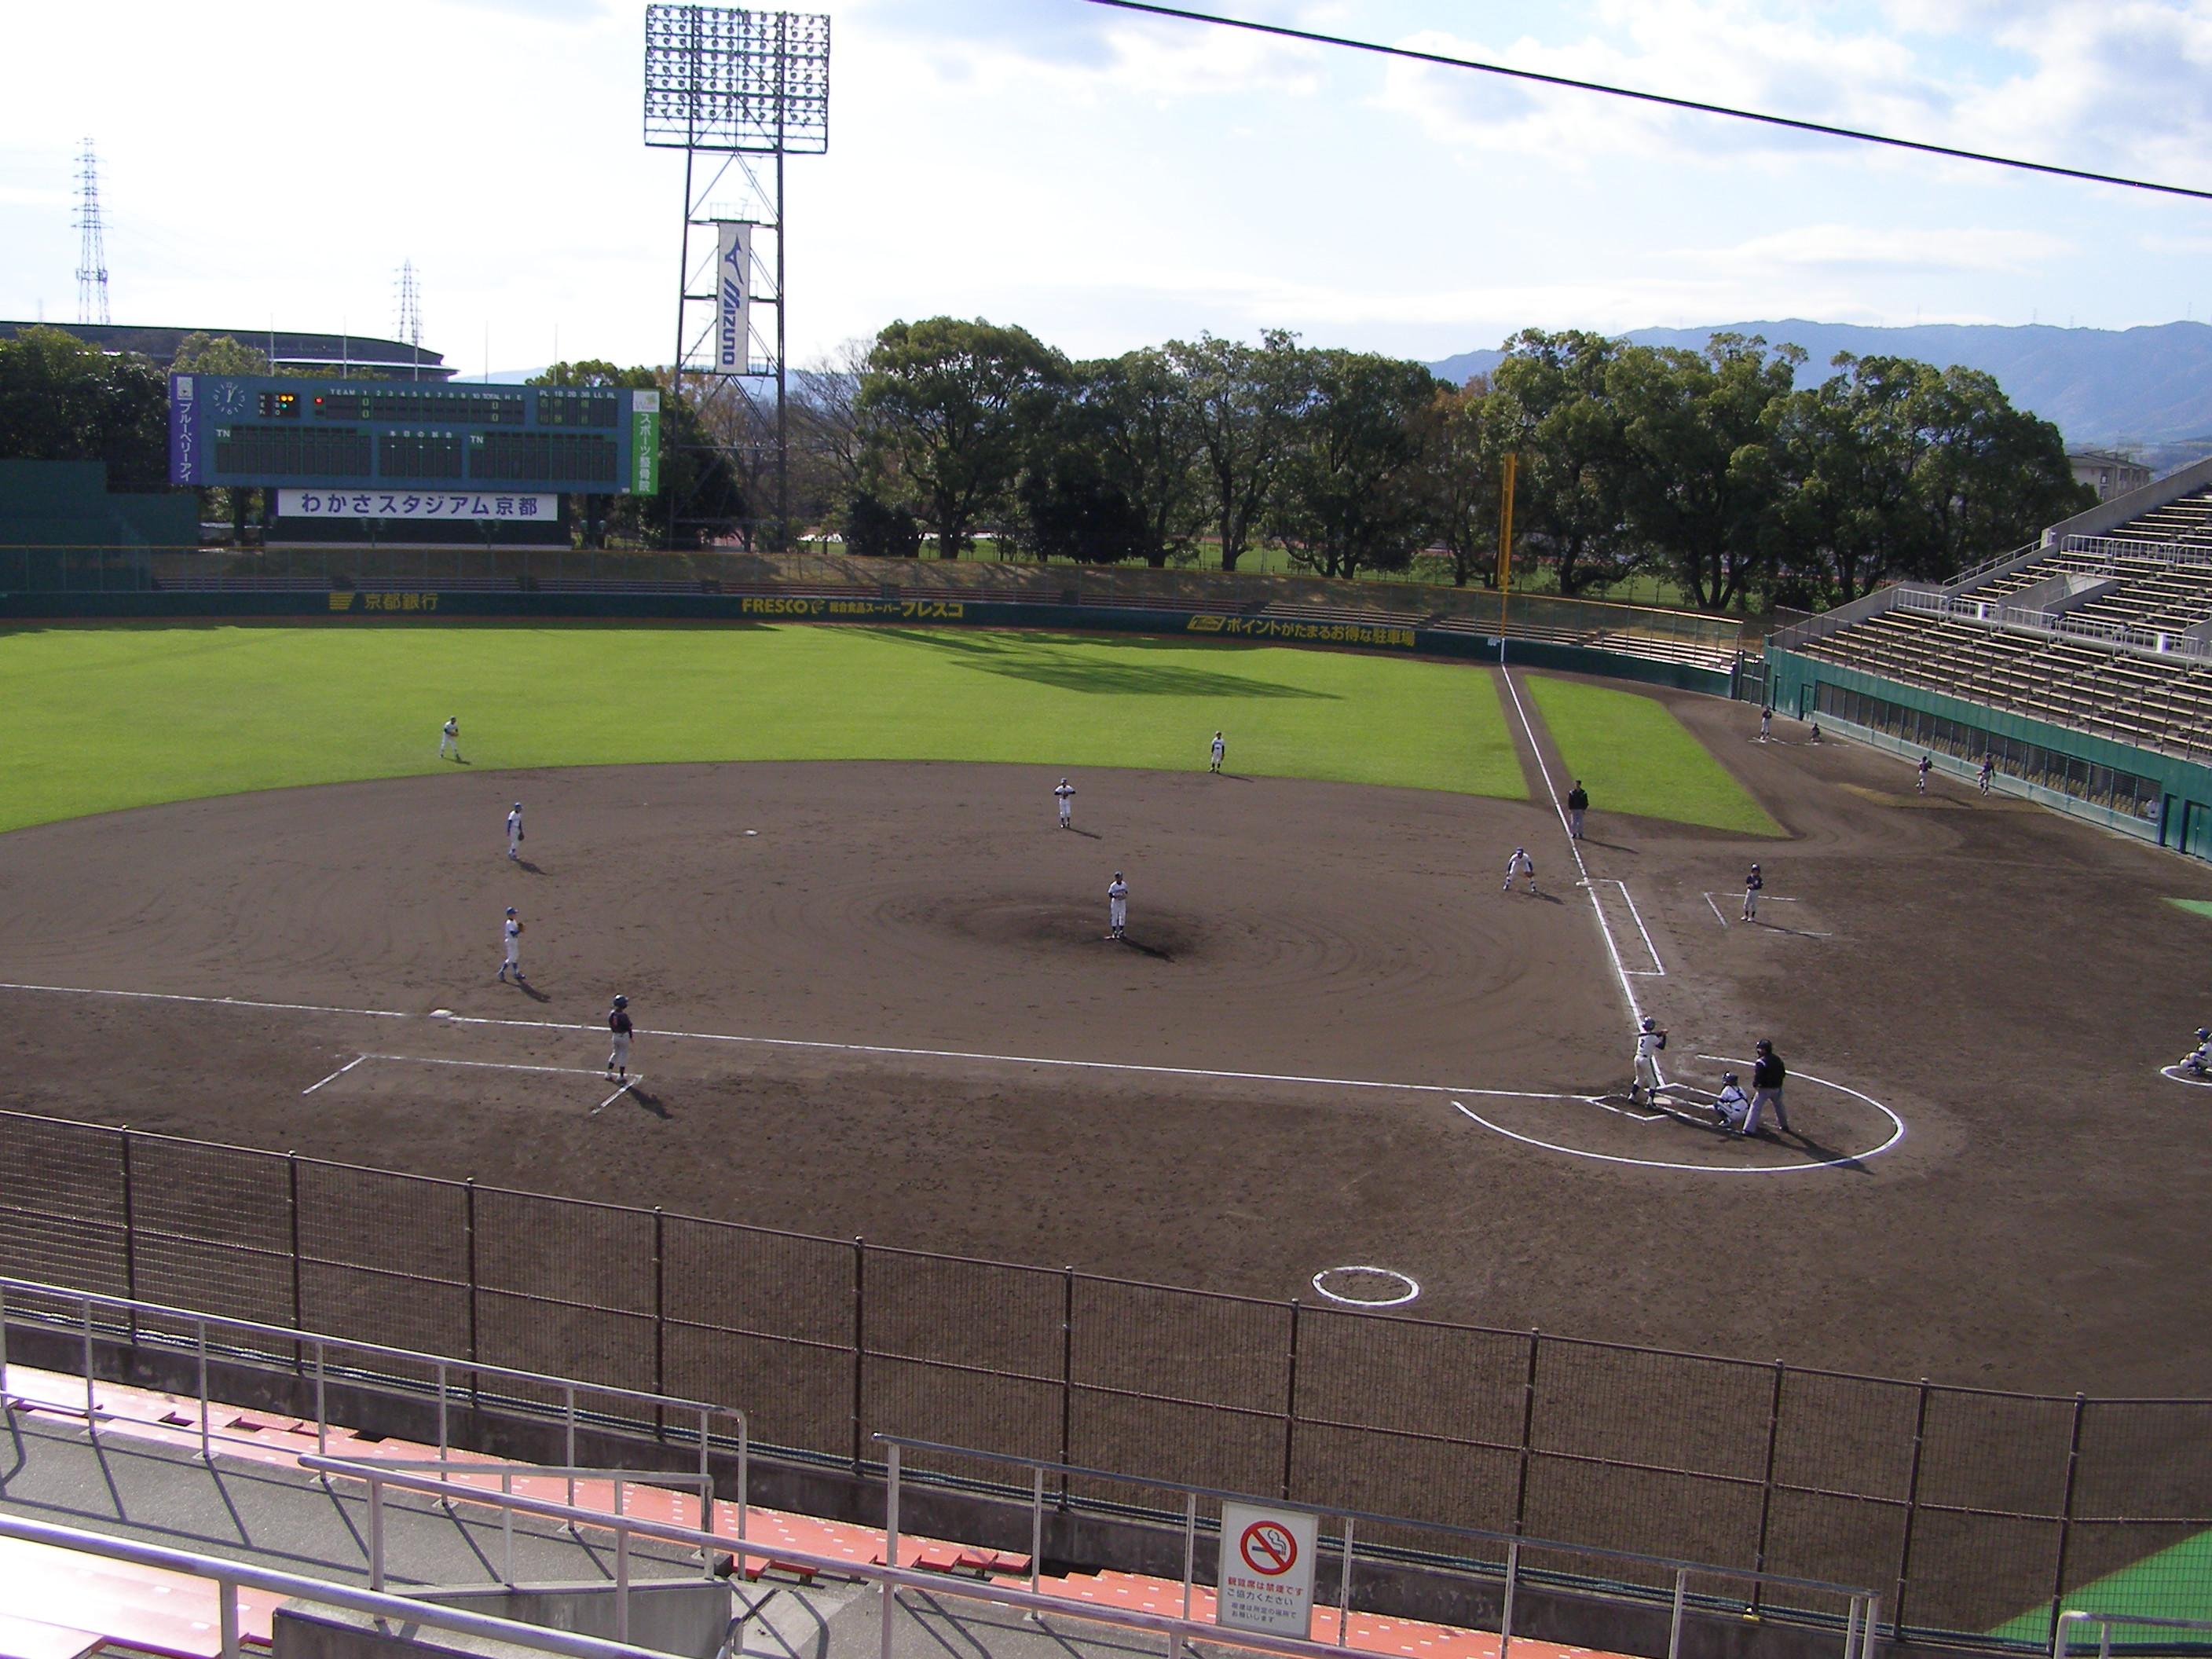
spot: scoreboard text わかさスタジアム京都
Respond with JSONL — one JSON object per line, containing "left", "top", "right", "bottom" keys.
{"left": 168, "top": 376, "right": 662, "bottom": 496}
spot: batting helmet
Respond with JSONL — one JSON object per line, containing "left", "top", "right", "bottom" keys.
{"left": 613, "top": 994, "right": 628, "bottom": 1009}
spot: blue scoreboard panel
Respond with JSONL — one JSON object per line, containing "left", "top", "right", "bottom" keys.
{"left": 168, "top": 376, "right": 662, "bottom": 496}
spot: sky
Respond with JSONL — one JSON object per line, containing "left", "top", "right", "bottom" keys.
{"left": 4, "top": 0, "right": 2212, "bottom": 375}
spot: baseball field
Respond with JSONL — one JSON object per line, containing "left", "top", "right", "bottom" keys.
{"left": 2, "top": 618, "right": 2209, "bottom": 1635}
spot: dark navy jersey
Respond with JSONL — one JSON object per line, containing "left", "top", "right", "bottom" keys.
{"left": 610, "top": 1010, "right": 633, "bottom": 1036}
{"left": 1745, "top": 871, "right": 1763, "bottom": 892}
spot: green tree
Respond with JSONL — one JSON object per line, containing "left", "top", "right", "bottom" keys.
{"left": 1491, "top": 330, "right": 1635, "bottom": 596}
{"left": 1909, "top": 364, "right": 2092, "bottom": 580}
{"left": 858, "top": 317, "right": 1064, "bottom": 558}
{"left": 0, "top": 325, "right": 168, "bottom": 489}
{"left": 1610, "top": 334, "right": 1802, "bottom": 610}
{"left": 1266, "top": 350, "right": 1437, "bottom": 580}
{"left": 1416, "top": 377, "right": 1511, "bottom": 588}
{"left": 169, "top": 333, "right": 272, "bottom": 378}
{"left": 1166, "top": 330, "right": 1309, "bottom": 573}
{"left": 1077, "top": 349, "right": 1208, "bottom": 567}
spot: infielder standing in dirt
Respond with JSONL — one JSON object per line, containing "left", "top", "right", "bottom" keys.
{"left": 1107, "top": 872, "right": 1128, "bottom": 940}
{"left": 506, "top": 802, "right": 524, "bottom": 860}
{"left": 1741, "top": 862, "right": 1763, "bottom": 921}
{"left": 498, "top": 906, "right": 526, "bottom": 983}
{"left": 439, "top": 716, "right": 463, "bottom": 761}
{"left": 1054, "top": 778, "right": 1075, "bottom": 829}
{"left": 606, "top": 994, "right": 634, "bottom": 1082}
{"left": 1630, "top": 1016, "right": 1668, "bottom": 1104}
{"left": 1502, "top": 847, "right": 1537, "bottom": 894}
{"left": 1210, "top": 731, "right": 1225, "bottom": 773}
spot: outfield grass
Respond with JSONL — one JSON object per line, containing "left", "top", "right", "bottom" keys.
{"left": 1525, "top": 673, "right": 1782, "bottom": 837}
{"left": 0, "top": 623, "right": 1529, "bottom": 833}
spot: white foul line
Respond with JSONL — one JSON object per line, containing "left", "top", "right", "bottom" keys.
{"left": 364, "top": 1052, "right": 629, "bottom": 1081}
{"left": 0, "top": 980, "right": 407, "bottom": 1021}
{"left": 1702, "top": 892, "right": 1731, "bottom": 928}
{"left": 0, "top": 973, "right": 1591, "bottom": 1105}
{"left": 1496, "top": 670, "right": 1664, "bottom": 1088}
{"left": 300, "top": 1055, "right": 366, "bottom": 1096}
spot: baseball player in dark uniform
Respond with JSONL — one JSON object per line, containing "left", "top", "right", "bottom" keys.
{"left": 1566, "top": 782, "right": 1588, "bottom": 840}
{"left": 1747, "top": 1039, "right": 1790, "bottom": 1135}
{"left": 1741, "top": 862, "right": 1763, "bottom": 921}
{"left": 606, "top": 994, "right": 634, "bottom": 1082}
{"left": 1917, "top": 755, "right": 1933, "bottom": 794}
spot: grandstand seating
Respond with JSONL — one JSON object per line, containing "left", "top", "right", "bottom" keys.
{"left": 1789, "top": 485, "right": 2212, "bottom": 760}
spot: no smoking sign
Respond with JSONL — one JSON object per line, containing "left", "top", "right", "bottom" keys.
{"left": 1217, "top": 1502, "right": 1319, "bottom": 1637}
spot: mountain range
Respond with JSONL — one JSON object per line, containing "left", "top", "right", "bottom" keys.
{"left": 1429, "top": 320, "right": 2212, "bottom": 458}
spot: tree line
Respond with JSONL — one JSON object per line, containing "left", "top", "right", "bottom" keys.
{"left": 2, "top": 319, "right": 2091, "bottom": 608}
{"left": 788, "top": 319, "right": 2093, "bottom": 607}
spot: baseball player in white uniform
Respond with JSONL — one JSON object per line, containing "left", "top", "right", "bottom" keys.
{"left": 498, "top": 906, "right": 526, "bottom": 983}
{"left": 506, "top": 802, "right": 524, "bottom": 860}
{"left": 1210, "top": 732, "right": 1225, "bottom": 774}
{"left": 1630, "top": 1016, "right": 1668, "bottom": 1104}
{"left": 439, "top": 716, "right": 462, "bottom": 761}
{"left": 1741, "top": 862, "right": 1763, "bottom": 921}
{"left": 1712, "top": 1071, "right": 1752, "bottom": 1133}
{"left": 1502, "top": 848, "right": 1536, "bottom": 894}
{"left": 1054, "top": 778, "right": 1075, "bottom": 829}
{"left": 606, "top": 994, "right": 634, "bottom": 1081}
{"left": 1107, "top": 873, "right": 1128, "bottom": 940}
{"left": 2181, "top": 1028, "right": 2212, "bottom": 1076}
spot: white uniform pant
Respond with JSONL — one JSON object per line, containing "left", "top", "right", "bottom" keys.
{"left": 508, "top": 831, "right": 521, "bottom": 857}
{"left": 440, "top": 734, "right": 457, "bottom": 757}
{"left": 1742, "top": 890, "right": 1759, "bottom": 919}
{"left": 503, "top": 942, "right": 520, "bottom": 974}
{"left": 1057, "top": 802, "right": 1071, "bottom": 826}
{"left": 1634, "top": 1053, "right": 1661, "bottom": 1093}
{"left": 608, "top": 1033, "right": 632, "bottom": 1073}
{"left": 1108, "top": 898, "right": 1127, "bottom": 933}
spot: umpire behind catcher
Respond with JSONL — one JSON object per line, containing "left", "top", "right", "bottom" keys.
{"left": 1748, "top": 1039, "right": 1790, "bottom": 1136}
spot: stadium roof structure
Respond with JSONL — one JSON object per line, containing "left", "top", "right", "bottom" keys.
{"left": 0, "top": 320, "right": 452, "bottom": 381}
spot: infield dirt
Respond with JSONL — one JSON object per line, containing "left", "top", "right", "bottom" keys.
{"left": 2, "top": 674, "right": 2208, "bottom": 1397}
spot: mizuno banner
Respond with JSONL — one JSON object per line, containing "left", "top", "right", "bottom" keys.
{"left": 715, "top": 223, "right": 752, "bottom": 375}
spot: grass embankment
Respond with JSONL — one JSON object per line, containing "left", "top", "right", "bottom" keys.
{"left": 0, "top": 624, "right": 1527, "bottom": 833}
{"left": 1525, "top": 673, "right": 1782, "bottom": 837}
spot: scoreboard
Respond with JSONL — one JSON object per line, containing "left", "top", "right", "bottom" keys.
{"left": 168, "top": 375, "right": 662, "bottom": 496}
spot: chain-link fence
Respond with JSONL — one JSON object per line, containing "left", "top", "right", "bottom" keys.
{"left": 0, "top": 1107, "right": 2201, "bottom": 1648}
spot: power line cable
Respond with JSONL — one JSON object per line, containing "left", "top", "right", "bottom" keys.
{"left": 1079, "top": 0, "right": 2212, "bottom": 204}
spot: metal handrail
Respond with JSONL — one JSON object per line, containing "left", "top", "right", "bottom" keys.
{"left": 305, "top": 1454, "right": 1884, "bottom": 1659}
{"left": 0, "top": 1275, "right": 747, "bottom": 1496}
{"left": 2054, "top": 1610, "right": 2212, "bottom": 1659}
{"left": 0, "top": 1513, "right": 661, "bottom": 1659}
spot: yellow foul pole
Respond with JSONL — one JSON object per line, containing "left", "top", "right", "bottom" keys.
{"left": 1497, "top": 451, "right": 1518, "bottom": 663}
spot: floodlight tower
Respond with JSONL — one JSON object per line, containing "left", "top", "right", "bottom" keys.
{"left": 396, "top": 258, "right": 424, "bottom": 379}
{"left": 74, "top": 139, "right": 111, "bottom": 326}
{"left": 644, "top": 5, "right": 830, "bottom": 548}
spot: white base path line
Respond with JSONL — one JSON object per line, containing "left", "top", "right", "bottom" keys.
{"left": 300, "top": 1055, "right": 366, "bottom": 1096}
{"left": 1702, "top": 892, "right": 1732, "bottom": 928}
{"left": 591, "top": 1079, "right": 639, "bottom": 1117}
{"left": 364, "top": 1052, "right": 635, "bottom": 1082}
{"left": 1610, "top": 880, "right": 1666, "bottom": 974}
{"left": 0, "top": 980, "right": 406, "bottom": 1021}
{"left": 0, "top": 972, "right": 1590, "bottom": 1105}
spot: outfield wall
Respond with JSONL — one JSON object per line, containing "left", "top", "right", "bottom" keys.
{"left": 1767, "top": 647, "right": 2212, "bottom": 857}
{"left": 0, "top": 584, "right": 1738, "bottom": 697}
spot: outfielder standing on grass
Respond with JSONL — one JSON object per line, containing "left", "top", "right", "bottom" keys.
{"left": 1210, "top": 731, "right": 1225, "bottom": 773}
{"left": 498, "top": 906, "right": 526, "bottom": 984}
{"left": 439, "top": 716, "right": 463, "bottom": 762}
{"left": 1630, "top": 1016, "right": 1668, "bottom": 1104}
{"left": 507, "top": 801, "right": 524, "bottom": 860}
{"left": 606, "top": 994, "right": 633, "bottom": 1082}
